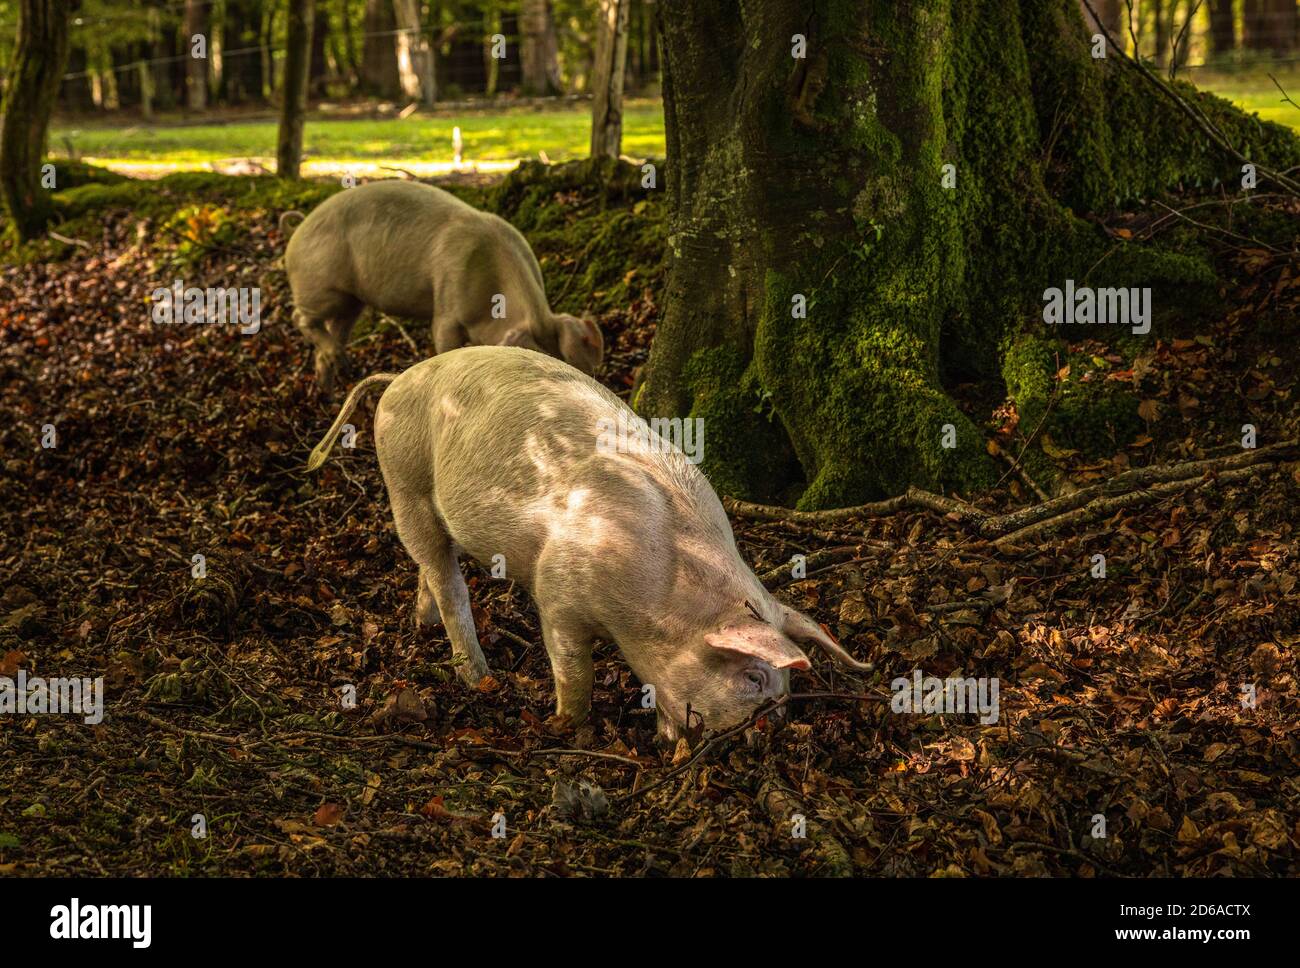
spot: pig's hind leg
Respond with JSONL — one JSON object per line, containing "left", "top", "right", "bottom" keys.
{"left": 387, "top": 491, "right": 490, "bottom": 687}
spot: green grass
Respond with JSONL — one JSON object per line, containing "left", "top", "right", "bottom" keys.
{"left": 1189, "top": 64, "right": 1300, "bottom": 129}
{"left": 46, "top": 69, "right": 1299, "bottom": 175}
{"left": 52, "top": 99, "right": 666, "bottom": 172}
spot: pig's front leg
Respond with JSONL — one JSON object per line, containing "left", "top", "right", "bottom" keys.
{"left": 540, "top": 619, "right": 594, "bottom": 725}
{"left": 432, "top": 317, "right": 468, "bottom": 355}
{"left": 294, "top": 309, "right": 344, "bottom": 392}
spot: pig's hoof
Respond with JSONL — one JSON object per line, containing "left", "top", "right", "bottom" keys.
{"left": 455, "top": 659, "right": 490, "bottom": 688}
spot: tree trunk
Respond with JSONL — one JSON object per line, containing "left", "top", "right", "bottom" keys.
{"left": 484, "top": 6, "right": 501, "bottom": 96}
{"left": 184, "top": 0, "right": 209, "bottom": 110}
{"left": 277, "top": 0, "right": 315, "bottom": 178}
{"left": 361, "top": 0, "right": 400, "bottom": 97}
{"left": 1265, "top": 0, "right": 1297, "bottom": 51}
{"left": 1078, "top": 0, "right": 1123, "bottom": 38}
{"left": 590, "top": 0, "right": 629, "bottom": 157}
{"left": 1207, "top": 0, "right": 1236, "bottom": 56}
{"left": 339, "top": 0, "right": 360, "bottom": 87}
{"left": 222, "top": 0, "right": 265, "bottom": 103}
{"left": 521, "top": 0, "right": 562, "bottom": 95}
{"left": 393, "top": 0, "right": 435, "bottom": 104}
{"left": 1153, "top": 0, "right": 1170, "bottom": 65}
{"left": 1243, "top": 0, "right": 1270, "bottom": 49}
{"left": 0, "top": 0, "right": 72, "bottom": 240}
{"left": 309, "top": 3, "right": 331, "bottom": 96}
{"left": 636, "top": 0, "right": 1300, "bottom": 507}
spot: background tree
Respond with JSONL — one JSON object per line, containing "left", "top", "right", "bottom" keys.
{"left": 1207, "top": 0, "right": 1236, "bottom": 57}
{"left": 0, "top": 0, "right": 71, "bottom": 240}
{"left": 520, "top": 0, "right": 561, "bottom": 94}
{"left": 361, "top": 0, "right": 400, "bottom": 97}
{"left": 221, "top": 0, "right": 266, "bottom": 102}
{"left": 393, "top": 0, "right": 435, "bottom": 103}
{"left": 589, "top": 0, "right": 627, "bottom": 156}
{"left": 184, "top": 0, "right": 209, "bottom": 110}
{"left": 277, "top": 0, "right": 314, "bottom": 177}
{"left": 635, "top": 0, "right": 1300, "bottom": 507}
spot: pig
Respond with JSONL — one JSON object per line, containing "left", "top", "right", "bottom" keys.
{"left": 281, "top": 181, "right": 603, "bottom": 393}
{"left": 307, "top": 346, "right": 872, "bottom": 742}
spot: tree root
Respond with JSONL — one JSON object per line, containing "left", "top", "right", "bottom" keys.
{"left": 724, "top": 439, "right": 1298, "bottom": 552}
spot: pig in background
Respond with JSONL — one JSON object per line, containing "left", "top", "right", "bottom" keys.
{"left": 281, "top": 180, "right": 603, "bottom": 392}
{"left": 308, "top": 346, "right": 872, "bottom": 742}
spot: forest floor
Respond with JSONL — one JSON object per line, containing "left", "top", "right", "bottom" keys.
{"left": 1, "top": 162, "right": 1298, "bottom": 877}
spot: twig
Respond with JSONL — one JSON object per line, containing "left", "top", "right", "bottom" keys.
{"left": 378, "top": 313, "right": 422, "bottom": 354}
{"left": 1269, "top": 73, "right": 1300, "bottom": 113}
{"left": 48, "top": 229, "right": 92, "bottom": 249}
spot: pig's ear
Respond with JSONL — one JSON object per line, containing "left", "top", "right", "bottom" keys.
{"left": 780, "top": 605, "right": 874, "bottom": 671}
{"left": 705, "top": 621, "right": 810, "bottom": 671}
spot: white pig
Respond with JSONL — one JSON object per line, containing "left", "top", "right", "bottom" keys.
{"left": 282, "top": 181, "right": 603, "bottom": 392}
{"left": 307, "top": 347, "right": 872, "bottom": 741}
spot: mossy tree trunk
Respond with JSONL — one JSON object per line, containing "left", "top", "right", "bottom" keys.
{"left": 636, "top": 0, "right": 1299, "bottom": 509}
{"left": 0, "top": 0, "right": 71, "bottom": 241}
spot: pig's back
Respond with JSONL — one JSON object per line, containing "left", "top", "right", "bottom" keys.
{"left": 286, "top": 181, "right": 482, "bottom": 317}
{"left": 375, "top": 347, "right": 733, "bottom": 585}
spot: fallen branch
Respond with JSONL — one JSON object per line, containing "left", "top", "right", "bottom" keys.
{"left": 726, "top": 439, "right": 1298, "bottom": 552}
{"left": 726, "top": 485, "right": 986, "bottom": 528}
{"left": 758, "top": 545, "right": 861, "bottom": 588}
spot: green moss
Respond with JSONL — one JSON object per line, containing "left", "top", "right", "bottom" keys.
{"left": 1001, "top": 331, "right": 1141, "bottom": 462}
{"left": 680, "top": 345, "right": 800, "bottom": 502}
{"left": 44, "top": 159, "right": 127, "bottom": 190}
{"left": 490, "top": 158, "right": 667, "bottom": 316}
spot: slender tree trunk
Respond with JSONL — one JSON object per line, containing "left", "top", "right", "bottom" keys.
{"left": 277, "top": 0, "right": 315, "bottom": 178}
{"left": 339, "top": 0, "right": 359, "bottom": 87}
{"left": 1243, "top": 0, "right": 1270, "bottom": 49}
{"left": 484, "top": 5, "right": 501, "bottom": 96}
{"left": 1265, "top": 0, "right": 1297, "bottom": 51}
{"left": 222, "top": 0, "right": 265, "bottom": 103}
{"left": 0, "top": 0, "right": 72, "bottom": 240}
{"left": 1207, "top": 0, "right": 1236, "bottom": 56}
{"left": 309, "top": 4, "right": 331, "bottom": 96}
{"left": 1153, "top": 0, "right": 1170, "bottom": 65}
{"left": 185, "top": 0, "right": 209, "bottom": 110}
{"left": 590, "top": 0, "right": 629, "bottom": 157}
{"left": 1172, "top": 0, "right": 1193, "bottom": 67}
{"left": 393, "top": 0, "right": 435, "bottom": 103}
{"left": 638, "top": 0, "right": 1300, "bottom": 506}
{"left": 521, "top": 0, "right": 561, "bottom": 95}
{"left": 361, "top": 0, "right": 400, "bottom": 97}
